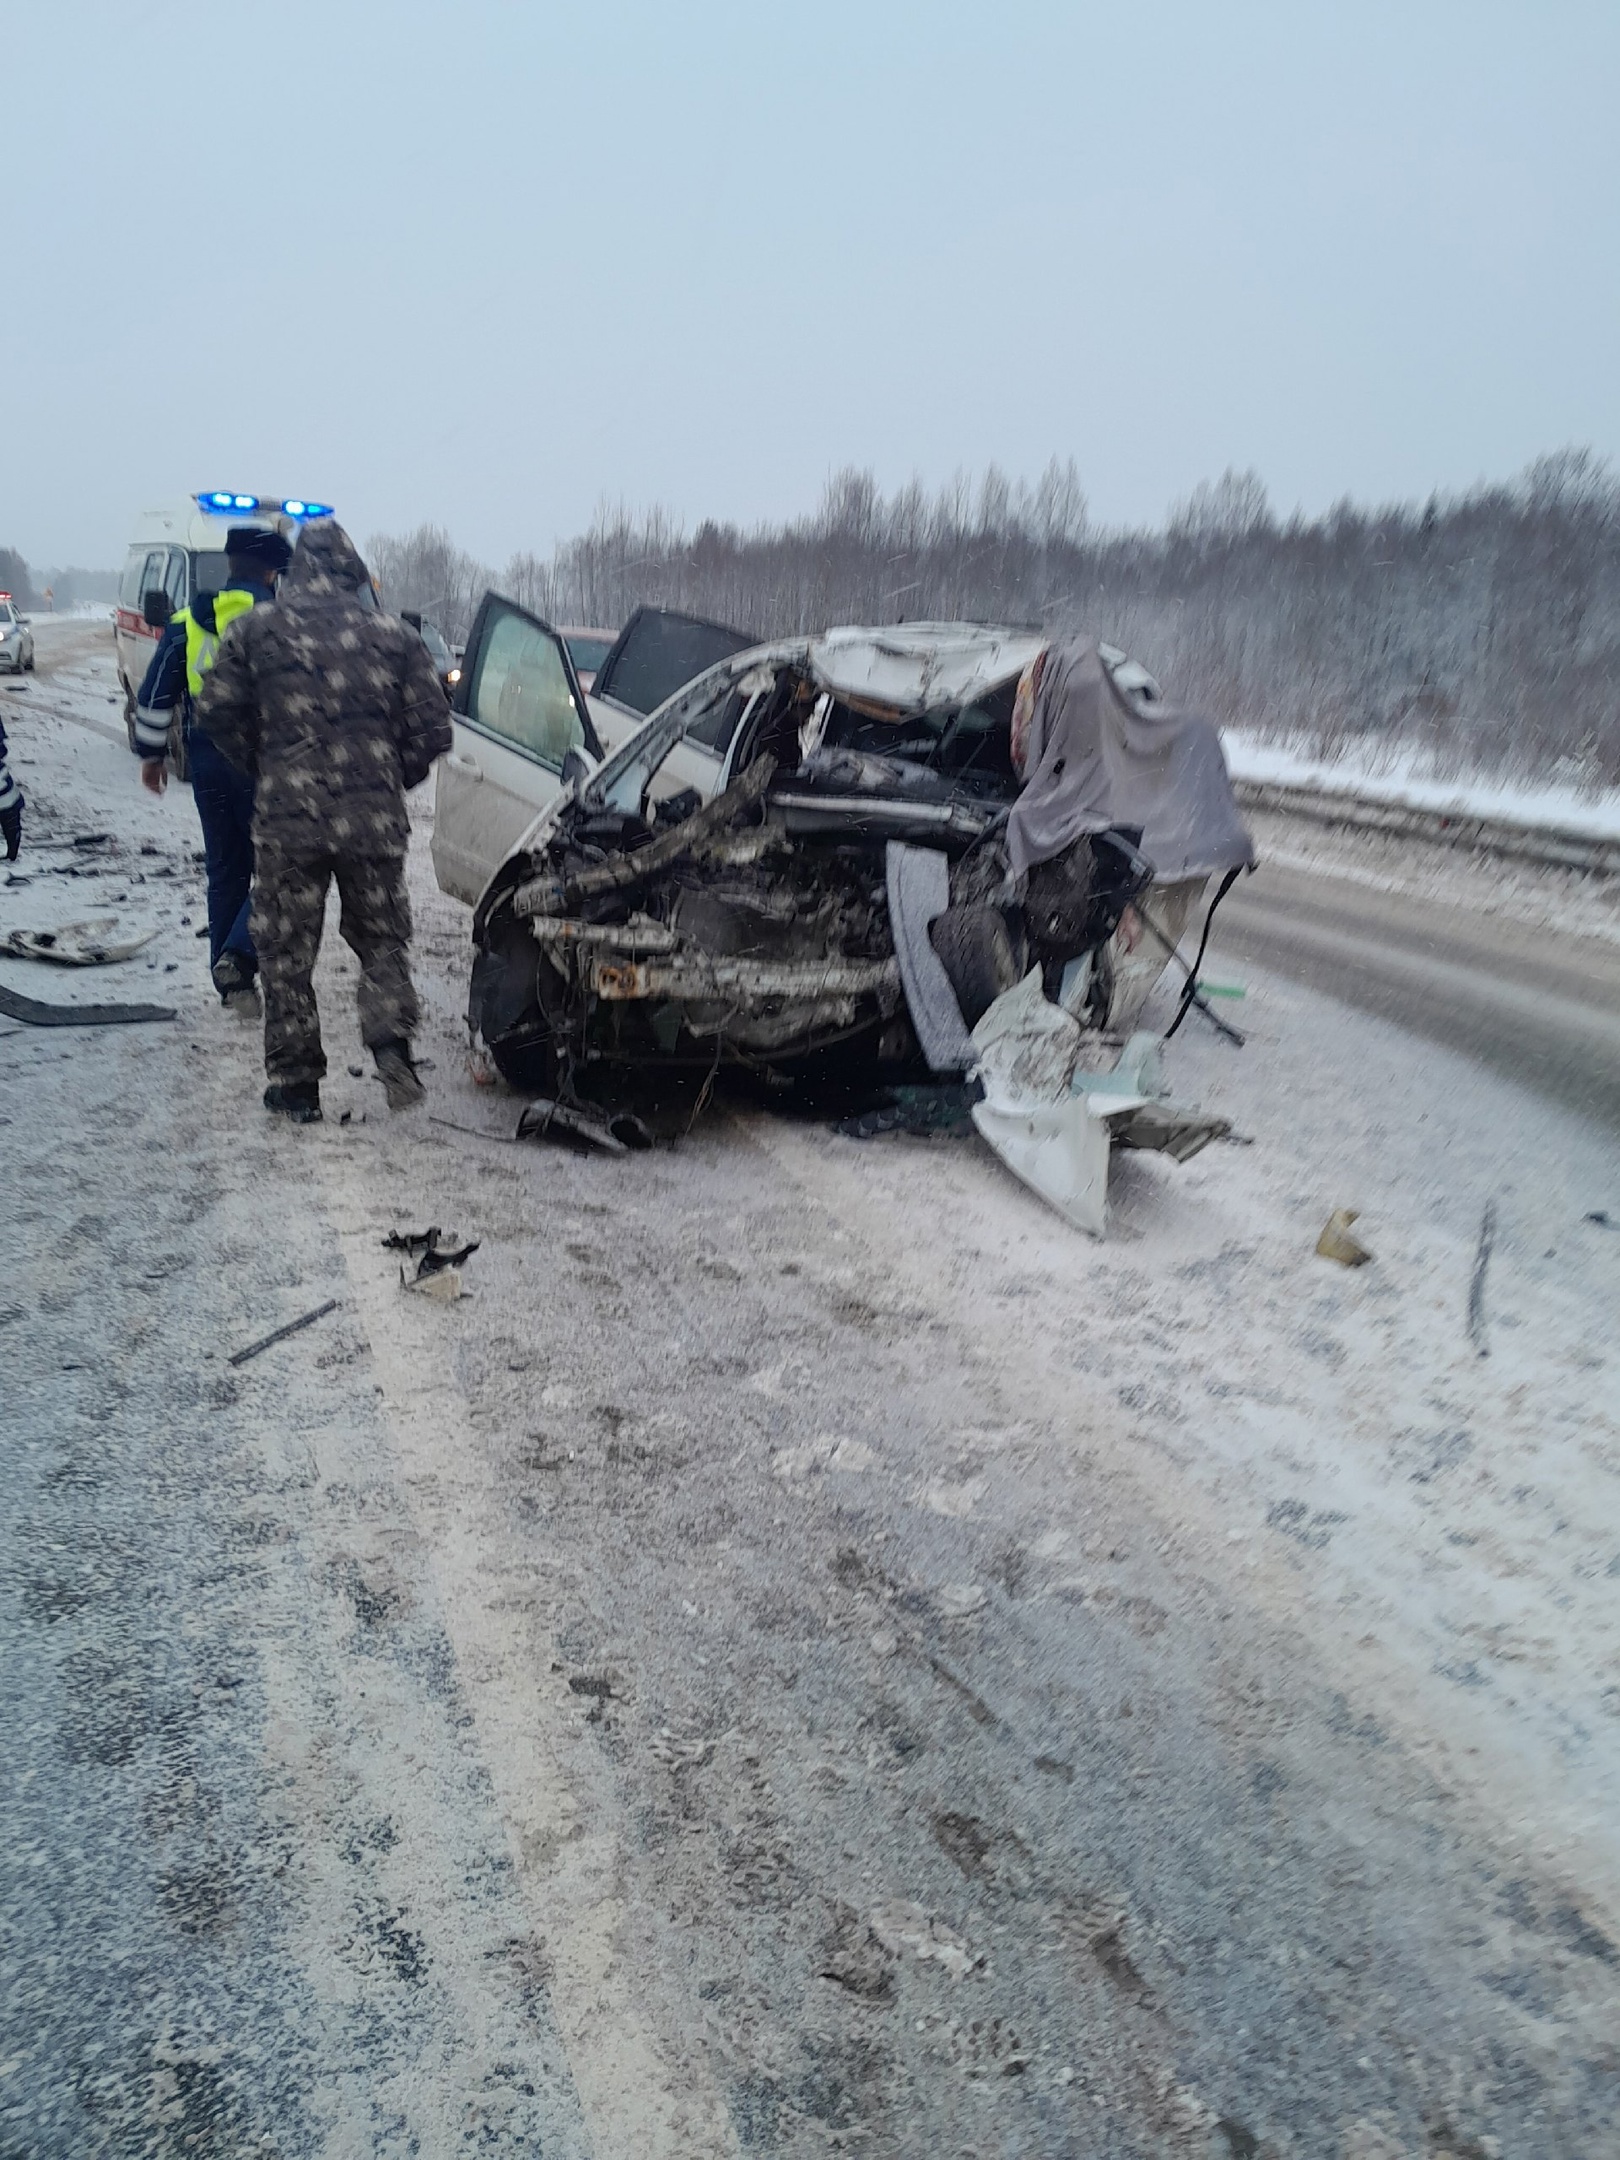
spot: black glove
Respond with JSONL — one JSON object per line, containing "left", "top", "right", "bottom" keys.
{"left": 0, "top": 793, "right": 21, "bottom": 862}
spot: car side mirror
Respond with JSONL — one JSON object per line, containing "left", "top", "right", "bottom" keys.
{"left": 142, "top": 588, "right": 172, "bottom": 630}
{"left": 560, "top": 744, "right": 595, "bottom": 790}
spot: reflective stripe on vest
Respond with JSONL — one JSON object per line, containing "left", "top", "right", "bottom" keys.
{"left": 180, "top": 587, "right": 256, "bottom": 697}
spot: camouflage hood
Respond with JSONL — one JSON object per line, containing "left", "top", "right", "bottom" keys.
{"left": 281, "top": 520, "right": 373, "bottom": 600}
{"left": 194, "top": 519, "right": 451, "bottom": 855}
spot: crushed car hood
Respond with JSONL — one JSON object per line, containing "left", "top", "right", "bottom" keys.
{"left": 805, "top": 623, "right": 1048, "bottom": 714}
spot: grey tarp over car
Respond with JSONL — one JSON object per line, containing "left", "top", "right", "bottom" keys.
{"left": 1007, "top": 637, "right": 1257, "bottom": 883}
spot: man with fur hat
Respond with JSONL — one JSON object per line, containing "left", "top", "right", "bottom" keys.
{"left": 196, "top": 521, "right": 450, "bottom": 1124}
{"left": 133, "top": 524, "right": 293, "bottom": 1006}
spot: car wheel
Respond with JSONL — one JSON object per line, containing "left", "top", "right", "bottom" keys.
{"left": 122, "top": 682, "right": 139, "bottom": 752}
{"left": 470, "top": 922, "right": 561, "bottom": 1095}
{"left": 23, "top": 646, "right": 34, "bottom": 672}
{"left": 929, "top": 904, "right": 1023, "bottom": 1028}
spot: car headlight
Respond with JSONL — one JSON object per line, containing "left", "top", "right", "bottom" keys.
{"left": 447, "top": 666, "right": 461, "bottom": 684}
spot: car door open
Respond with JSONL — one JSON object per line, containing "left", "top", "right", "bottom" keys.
{"left": 431, "top": 593, "right": 601, "bottom": 904}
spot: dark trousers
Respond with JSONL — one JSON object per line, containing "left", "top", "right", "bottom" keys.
{"left": 253, "top": 847, "right": 419, "bottom": 1085}
{"left": 188, "top": 730, "right": 256, "bottom": 971}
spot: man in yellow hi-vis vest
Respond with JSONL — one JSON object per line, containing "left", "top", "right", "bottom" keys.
{"left": 133, "top": 527, "right": 292, "bottom": 1005}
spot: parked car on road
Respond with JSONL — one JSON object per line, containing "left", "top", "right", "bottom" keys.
{"left": 0, "top": 595, "right": 35, "bottom": 674}
{"left": 559, "top": 626, "right": 616, "bottom": 690}
{"left": 400, "top": 611, "right": 458, "bottom": 697}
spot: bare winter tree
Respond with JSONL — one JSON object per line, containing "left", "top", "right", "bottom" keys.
{"left": 366, "top": 524, "right": 493, "bottom": 642}
{"left": 368, "top": 448, "right": 1620, "bottom": 786}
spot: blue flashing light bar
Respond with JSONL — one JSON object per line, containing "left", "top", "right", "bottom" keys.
{"left": 196, "top": 493, "right": 334, "bottom": 520}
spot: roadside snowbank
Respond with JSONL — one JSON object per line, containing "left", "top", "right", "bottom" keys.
{"left": 1224, "top": 729, "right": 1620, "bottom": 841}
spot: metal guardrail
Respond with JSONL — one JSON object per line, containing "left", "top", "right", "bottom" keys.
{"left": 1234, "top": 777, "right": 1620, "bottom": 876}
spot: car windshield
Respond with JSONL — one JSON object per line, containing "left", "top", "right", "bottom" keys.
{"left": 0, "top": 603, "right": 14, "bottom": 624}
{"left": 191, "top": 551, "right": 231, "bottom": 597}
{"left": 566, "top": 634, "right": 613, "bottom": 673}
{"left": 420, "top": 621, "right": 452, "bottom": 668}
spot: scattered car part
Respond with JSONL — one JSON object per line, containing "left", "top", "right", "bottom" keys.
{"left": 515, "top": 1096, "right": 650, "bottom": 1153}
{"left": 1468, "top": 1199, "right": 1497, "bottom": 1357}
{"left": 382, "top": 1226, "right": 482, "bottom": 1278}
{"left": 1316, "top": 1209, "right": 1373, "bottom": 1267}
{"left": 406, "top": 1266, "right": 467, "bottom": 1301}
{"left": 1, "top": 919, "right": 159, "bottom": 966}
{"left": 0, "top": 983, "right": 176, "bottom": 1027}
{"left": 228, "top": 1298, "right": 340, "bottom": 1368}
{"left": 968, "top": 971, "right": 1226, "bottom": 1235}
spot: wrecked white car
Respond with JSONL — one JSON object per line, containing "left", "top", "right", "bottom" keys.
{"left": 453, "top": 607, "right": 1256, "bottom": 1188}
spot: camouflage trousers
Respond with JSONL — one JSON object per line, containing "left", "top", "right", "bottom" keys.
{"left": 252, "top": 846, "right": 419, "bottom": 1085}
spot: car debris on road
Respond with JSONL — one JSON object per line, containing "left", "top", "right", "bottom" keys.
{"left": 1316, "top": 1207, "right": 1374, "bottom": 1266}
{"left": 1, "top": 918, "right": 158, "bottom": 966}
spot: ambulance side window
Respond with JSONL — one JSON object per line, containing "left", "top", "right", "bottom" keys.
{"left": 120, "top": 552, "right": 148, "bottom": 609}
{"left": 162, "top": 550, "right": 188, "bottom": 611}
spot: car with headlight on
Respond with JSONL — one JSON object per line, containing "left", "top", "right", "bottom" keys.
{"left": 400, "top": 611, "right": 458, "bottom": 697}
{"left": 434, "top": 597, "right": 1253, "bottom": 1111}
{"left": 0, "top": 595, "right": 34, "bottom": 675}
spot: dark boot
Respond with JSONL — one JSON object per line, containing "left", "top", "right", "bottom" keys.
{"left": 213, "top": 950, "right": 261, "bottom": 1015}
{"left": 374, "top": 1039, "right": 426, "bottom": 1112}
{"left": 264, "top": 1080, "right": 322, "bottom": 1124}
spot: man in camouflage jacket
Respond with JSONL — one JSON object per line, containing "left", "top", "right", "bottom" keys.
{"left": 196, "top": 521, "right": 452, "bottom": 1123}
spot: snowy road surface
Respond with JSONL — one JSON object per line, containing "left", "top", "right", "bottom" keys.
{"left": 4, "top": 627, "right": 1620, "bottom": 2158}
{"left": 1218, "top": 859, "right": 1620, "bottom": 1130}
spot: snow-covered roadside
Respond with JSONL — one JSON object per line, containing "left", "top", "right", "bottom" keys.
{"left": 756, "top": 951, "right": 1620, "bottom": 1918}
{"left": 1224, "top": 728, "right": 1620, "bottom": 841}
{"left": 0, "top": 700, "right": 209, "bottom": 1012}
{"left": 1242, "top": 802, "right": 1620, "bottom": 950}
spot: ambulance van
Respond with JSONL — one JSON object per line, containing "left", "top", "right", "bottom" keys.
{"left": 114, "top": 492, "right": 332, "bottom": 752}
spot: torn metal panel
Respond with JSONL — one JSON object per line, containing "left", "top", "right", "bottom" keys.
{"left": 772, "top": 791, "right": 1003, "bottom": 846}
{"left": 526, "top": 915, "right": 681, "bottom": 955}
{"left": 967, "top": 971, "right": 1228, "bottom": 1233}
{"left": 885, "top": 843, "right": 976, "bottom": 1074}
{"left": 589, "top": 954, "right": 898, "bottom": 1003}
{"left": 564, "top": 754, "right": 777, "bottom": 907}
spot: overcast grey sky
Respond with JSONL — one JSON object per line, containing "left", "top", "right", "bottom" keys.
{"left": 7, "top": 0, "right": 1618, "bottom": 569}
